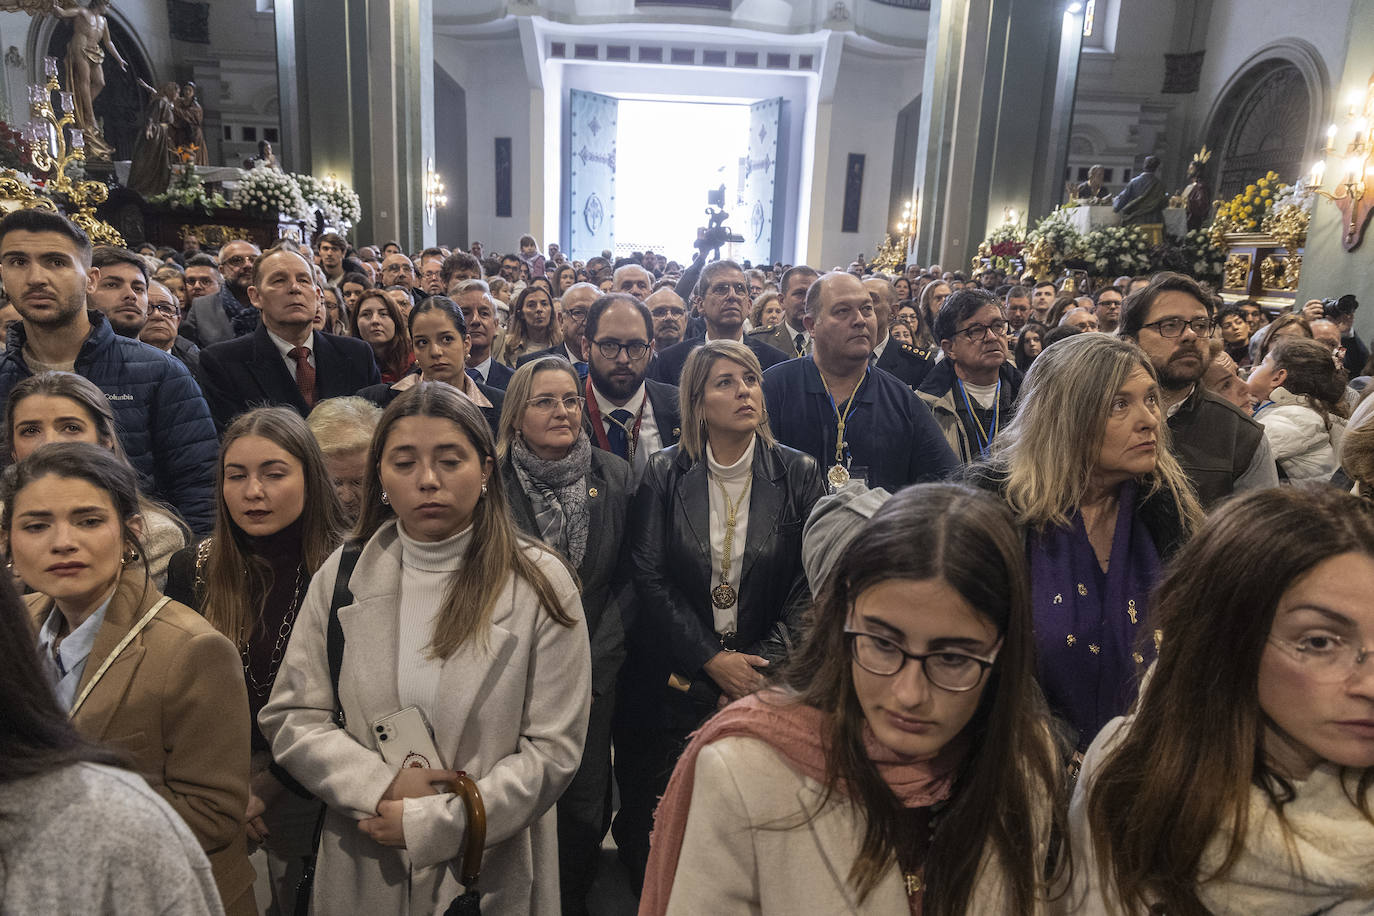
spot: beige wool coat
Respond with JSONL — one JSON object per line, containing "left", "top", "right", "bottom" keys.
{"left": 260, "top": 521, "right": 591, "bottom": 916}
{"left": 666, "top": 736, "right": 1052, "bottom": 915}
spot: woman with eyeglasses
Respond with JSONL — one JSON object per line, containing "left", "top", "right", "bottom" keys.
{"left": 973, "top": 333, "right": 1202, "bottom": 754}
{"left": 358, "top": 296, "right": 505, "bottom": 435}
{"left": 641, "top": 483, "right": 1068, "bottom": 915}
{"left": 615, "top": 340, "right": 826, "bottom": 891}
{"left": 496, "top": 355, "right": 634, "bottom": 915}
{"left": 1069, "top": 486, "right": 1374, "bottom": 914}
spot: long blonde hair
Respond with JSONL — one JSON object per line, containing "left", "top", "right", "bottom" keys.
{"left": 354, "top": 382, "right": 576, "bottom": 658}
{"left": 985, "top": 333, "right": 1202, "bottom": 530}
{"left": 203, "top": 408, "right": 347, "bottom": 647}
{"left": 677, "top": 340, "right": 776, "bottom": 461}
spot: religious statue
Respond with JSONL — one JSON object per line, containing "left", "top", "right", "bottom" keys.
{"left": 126, "top": 79, "right": 175, "bottom": 197}
{"left": 1113, "top": 155, "right": 1167, "bottom": 226}
{"left": 1183, "top": 146, "right": 1212, "bottom": 232}
{"left": 173, "top": 81, "right": 208, "bottom": 165}
{"left": 1076, "top": 164, "right": 1112, "bottom": 203}
{"left": 50, "top": 0, "right": 126, "bottom": 160}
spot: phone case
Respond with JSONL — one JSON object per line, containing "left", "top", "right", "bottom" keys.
{"left": 371, "top": 706, "right": 444, "bottom": 771}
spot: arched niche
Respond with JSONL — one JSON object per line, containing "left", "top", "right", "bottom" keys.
{"left": 1202, "top": 40, "right": 1328, "bottom": 199}
{"left": 27, "top": 7, "right": 157, "bottom": 163}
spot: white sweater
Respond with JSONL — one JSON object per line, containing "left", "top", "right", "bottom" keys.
{"left": 395, "top": 522, "right": 471, "bottom": 722}
{"left": 1254, "top": 387, "right": 1344, "bottom": 483}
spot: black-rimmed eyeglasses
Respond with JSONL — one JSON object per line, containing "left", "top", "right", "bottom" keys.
{"left": 592, "top": 339, "right": 650, "bottom": 360}
{"left": 845, "top": 630, "right": 999, "bottom": 692}
{"left": 1140, "top": 317, "right": 1213, "bottom": 338}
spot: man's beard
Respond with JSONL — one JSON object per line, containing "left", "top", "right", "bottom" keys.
{"left": 108, "top": 316, "right": 146, "bottom": 338}
{"left": 1156, "top": 345, "right": 1207, "bottom": 389}
{"left": 590, "top": 359, "right": 644, "bottom": 401}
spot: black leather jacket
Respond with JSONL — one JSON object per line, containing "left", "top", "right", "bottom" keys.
{"left": 619, "top": 438, "right": 825, "bottom": 728}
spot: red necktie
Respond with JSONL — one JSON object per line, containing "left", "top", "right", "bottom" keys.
{"left": 288, "top": 346, "right": 316, "bottom": 408}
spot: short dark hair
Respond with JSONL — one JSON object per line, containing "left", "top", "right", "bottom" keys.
{"left": 340, "top": 270, "right": 372, "bottom": 290}
{"left": 91, "top": 246, "right": 148, "bottom": 283}
{"left": 1094, "top": 286, "right": 1123, "bottom": 303}
{"left": 1142, "top": 155, "right": 1161, "bottom": 172}
{"left": 500, "top": 253, "right": 521, "bottom": 265}
{"left": 0, "top": 209, "right": 92, "bottom": 266}
{"left": 695, "top": 259, "right": 745, "bottom": 302}
{"left": 1033, "top": 280, "right": 1056, "bottom": 292}
{"left": 586, "top": 292, "right": 652, "bottom": 342}
{"left": 1216, "top": 305, "right": 1243, "bottom": 324}
{"left": 185, "top": 253, "right": 219, "bottom": 272}
{"left": 317, "top": 232, "right": 347, "bottom": 251}
{"left": 934, "top": 288, "right": 998, "bottom": 344}
{"left": 1118, "top": 271, "right": 1213, "bottom": 339}
{"left": 1005, "top": 285, "right": 1029, "bottom": 302}
{"left": 440, "top": 251, "right": 482, "bottom": 285}
{"left": 780, "top": 264, "right": 819, "bottom": 298}
{"left": 1041, "top": 324, "right": 1084, "bottom": 348}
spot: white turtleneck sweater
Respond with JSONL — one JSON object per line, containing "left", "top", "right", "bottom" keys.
{"left": 395, "top": 522, "right": 472, "bottom": 722}
{"left": 706, "top": 437, "right": 755, "bottom": 637}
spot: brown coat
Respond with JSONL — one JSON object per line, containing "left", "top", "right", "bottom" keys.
{"left": 28, "top": 569, "right": 256, "bottom": 913}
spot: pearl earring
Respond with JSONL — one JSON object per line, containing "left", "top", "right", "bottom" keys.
{"left": 381, "top": 491, "right": 390, "bottom": 505}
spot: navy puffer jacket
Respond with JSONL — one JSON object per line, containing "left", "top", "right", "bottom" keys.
{"left": 0, "top": 311, "right": 217, "bottom": 535}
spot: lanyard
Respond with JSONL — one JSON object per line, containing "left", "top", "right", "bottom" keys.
{"left": 956, "top": 377, "right": 1002, "bottom": 458}
{"left": 817, "top": 366, "right": 868, "bottom": 467}
{"left": 584, "top": 376, "right": 645, "bottom": 460}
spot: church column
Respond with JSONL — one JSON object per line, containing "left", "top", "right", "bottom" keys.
{"left": 275, "top": 0, "right": 433, "bottom": 248}
{"left": 912, "top": 0, "right": 1083, "bottom": 271}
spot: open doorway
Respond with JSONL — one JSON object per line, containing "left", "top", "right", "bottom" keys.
{"left": 613, "top": 98, "right": 751, "bottom": 260}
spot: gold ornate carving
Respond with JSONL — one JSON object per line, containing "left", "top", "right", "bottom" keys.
{"left": 177, "top": 223, "right": 255, "bottom": 248}
{"left": 1259, "top": 256, "right": 1282, "bottom": 291}
{"left": 1283, "top": 254, "right": 1302, "bottom": 290}
{"left": 1223, "top": 253, "right": 1251, "bottom": 290}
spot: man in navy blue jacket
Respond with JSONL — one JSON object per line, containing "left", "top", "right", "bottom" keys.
{"left": 763, "top": 272, "right": 958, "bottom": 492}
{"left": 0, "top": 210, "right": 217, "bottom": 535}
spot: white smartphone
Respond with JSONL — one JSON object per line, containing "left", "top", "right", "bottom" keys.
{"left": 371, "top": 706, "right": 444, "bottom": 771}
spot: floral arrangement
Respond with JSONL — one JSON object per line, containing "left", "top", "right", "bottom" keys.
{"left": 1261, "top": 177, "right": 1313, "bottom": 252}
{"left": 1214, "top": 170, "right": 1283, "bottom": 233}
{"left": 0, "top": 120, "right": 29, "bottom": 172}
{"left": 294, "top": 173, "right": 362, "bottom": 229}
{"left": 1023, "top": 212, "right": 1083, "bottom": 279}
{"left": 1080, "top": 224, "right": 1152, "bottom": 277}
{"left": 973, "top": 222, "right": 1026, "bottom": 272}
{"left": 232, "top": 163, "right": 308, "bottom": 219}
{"left": 149, "top": 146, "right": 227, "bottom": 214}
{"left": 1175, "top": 229, "right": 1227, "bottom": 288}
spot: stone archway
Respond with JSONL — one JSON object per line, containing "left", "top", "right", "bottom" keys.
{"left": 1203, "top": 42, "right": 1328, "bottom": 200}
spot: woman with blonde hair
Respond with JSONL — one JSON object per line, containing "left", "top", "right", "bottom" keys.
{"left": 164, "top": 407, "right": 347, "bottom": 913}
{"left": 501, "top": 284, "right": 562, "bottom": 365}
{"left": 261, "top": 383, "right": 590, "bottom": 914}
{"left": 1072, "top": 487, "right": 1374, "bottom": 913}
{"left": 307, "top": 396, "right": 383, "bottom": 523}
{"left": 615, "top": 339, "right": 826, "bottom": 889}
{"left": 5, "top": 371, "right": 187, "bottom": 586}
{"left": 750, "top": 290, "right": 784, "bottom": 330}
{"left": 974, "top": 332, "right": 1201, "bottom": 752}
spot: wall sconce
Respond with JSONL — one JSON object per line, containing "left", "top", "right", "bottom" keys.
{"left": 1003, "top": 206, "right": 1020, "bottom": 225}
{"left": 423, "top": 156, "right": 447, "bottom": 227}
{"left": 1307, "top": 75, "right": 1374, "bottom": 251}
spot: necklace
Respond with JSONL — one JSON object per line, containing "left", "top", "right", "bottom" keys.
{"left": 710, "top": 473, "right": 752, "bottom": 610}
{"left": 817, "top": 364, "right": 867, "bottom": 488}
{"left": 240, "top": 564, "right": 306, "bottom": 699}
{"left": 956, "top": 377, "right": 1002, "bottom": 458}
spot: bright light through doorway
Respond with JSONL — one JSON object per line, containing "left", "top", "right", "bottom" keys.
{"left": 614, "top": 98, "right": 751, "bottom": 262}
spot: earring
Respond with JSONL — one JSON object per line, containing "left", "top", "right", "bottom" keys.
{"left": 480, "top": 482, "right": 488, "bottom": 496}
{"left": 381, "top": 491, "right": 390, "bottom": 505}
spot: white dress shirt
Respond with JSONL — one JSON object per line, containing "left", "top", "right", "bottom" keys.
{"left": 265, "top": 327, "right": 317, "bottom": 380}
{"left": 592, "top": 381, "right": 662, "bottom": 475}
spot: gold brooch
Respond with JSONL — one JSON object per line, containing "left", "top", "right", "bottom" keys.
{"left": 588, "top": 487, "right": 598, "bottom": 498}
{"left": 1132, "top": 652, "right": 1144, "bottom": 664}
{"left": 1053, "top": 593, "right": 1063, "bottom": 604}
{"left": 1089, "top": 644, "right": 1101, "bottom": 655}
{"left": 1066, "top": 634, "right": 1076, "bottom": 646}
{"left": 1077, "top": 583, "right": 1088, "bottom": 597}
{"left": 1127, "top": 599, "right": 1138, "bottom": 624}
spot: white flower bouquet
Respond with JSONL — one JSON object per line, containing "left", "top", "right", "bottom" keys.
{"left": 232, "top": 164, "right": 309, "bottom": 219}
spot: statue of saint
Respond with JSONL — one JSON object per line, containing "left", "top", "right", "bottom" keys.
{"left": 126, "top": 79, "right": 175, "bottom": 197}
{"left": 50, "top": 0, "right": 126, "bottom": 160}
{"left": 174, "top": 82, "right": 208, "bottom": 165}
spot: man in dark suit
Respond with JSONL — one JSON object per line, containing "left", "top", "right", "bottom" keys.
{"left": 583, "top": 294, "right": 680, "bottom": 482}
{"left": 199, "top": 247, "right": 380, "bottom": 431}
{"left": 748, "top": 264, "right": 818, "bottom": 358}
{"left": 648, "top": 260, "right": 788, "bottom": 386}
{"left": 517, "top": 282, "right": 596, "bottom": 377}
{"left": 180, "top": 240, "right": 260, "bottom": 346}
{"left": 864, "top": 274, "right": 934, "bottom": 390}
{"left": 452, "top": 278, "right": 513, "bottom": 389}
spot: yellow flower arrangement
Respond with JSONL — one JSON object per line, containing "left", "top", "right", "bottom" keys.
{"left": 1214, "top": 170, "right": 1284, "bottom": 234}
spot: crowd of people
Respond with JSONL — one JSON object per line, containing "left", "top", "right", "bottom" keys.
{"left": 1, "top": 207, "right": 1372, "bottom": 915}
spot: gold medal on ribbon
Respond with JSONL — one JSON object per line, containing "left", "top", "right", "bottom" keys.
{"left": 711, "top": 582, "right": 737, "bottom": 609}
{"left": 827, "top": 464, "right": 851, "bottom": 488}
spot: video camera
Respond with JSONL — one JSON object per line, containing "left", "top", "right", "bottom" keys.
{"left": 695, "top": 185, "right": 745, "bottom": 262}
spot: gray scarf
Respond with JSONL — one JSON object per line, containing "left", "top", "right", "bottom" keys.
{"left": 510, "top": 431, "right": 592, "bottom": 566}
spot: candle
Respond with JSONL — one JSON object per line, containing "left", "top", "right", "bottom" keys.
{"left": 1326, "top": 123, "right": 1339, "bottom": 152}
{"left": 70, "top": 129, "right": 84, "bottom": 150}
{"left": 28, "top": 85, "right": 46, "bottom": 107}
{"left": 1310, "top": 160, "right": 1326, "bottom": 186}
{"left": 43, "top": 57, "right": 58, "bottom": 78}
{"left": 59, "top": 92, "right": 74, "bottom": 115}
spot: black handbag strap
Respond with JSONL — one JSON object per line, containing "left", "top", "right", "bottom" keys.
{"left": 326, "top": 542, "right": 363, "bottom": 725}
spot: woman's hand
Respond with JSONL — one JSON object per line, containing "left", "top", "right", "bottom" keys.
{"left": 381, "top": 766, "right": 458, "bottom": 802}
{"left": 358, "top": 799, "right": 406, "bottom": 847}
{"left": 703, "top": 650, "right": 768, "bottom": 701}
{"left": 245, "top": 794, "right": 269, "bottom": 844}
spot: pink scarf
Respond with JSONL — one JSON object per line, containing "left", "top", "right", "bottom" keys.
{"left": 639, "top": 689, "right": 965, "bottom": 915}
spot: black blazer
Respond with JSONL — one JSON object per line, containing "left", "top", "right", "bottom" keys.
{"left": 620, "top": 439, "right": 826, "bottom": 728}
{"left": 357, "top": 378, "right": 505, "bottom": 437}
{"left": 502, "top": 447, "right": 633, "bottom": 698}
{"left": 581, "top": 378, "right": 683, "bottom": 455}
{"left": 516, "top": 343, "right": 588, "bottom": 379}
{"left": 476, "top": 359, "right": 514, "bottom": 390}
{"left": 874, "top": 338, "right": 935, "bottom": 390}
{"left": 646, "top": 335, "right": 789, "bottom": 387}
{"left": 199, "top": 325, "right": 381, "bottom": 431}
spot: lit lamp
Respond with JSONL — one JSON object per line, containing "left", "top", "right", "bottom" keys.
{"left": 1307, "top": 76, "right": 1374, "bottom": 252}
{"left": 423, "top": 156, "right": 447, "bottom": 227}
